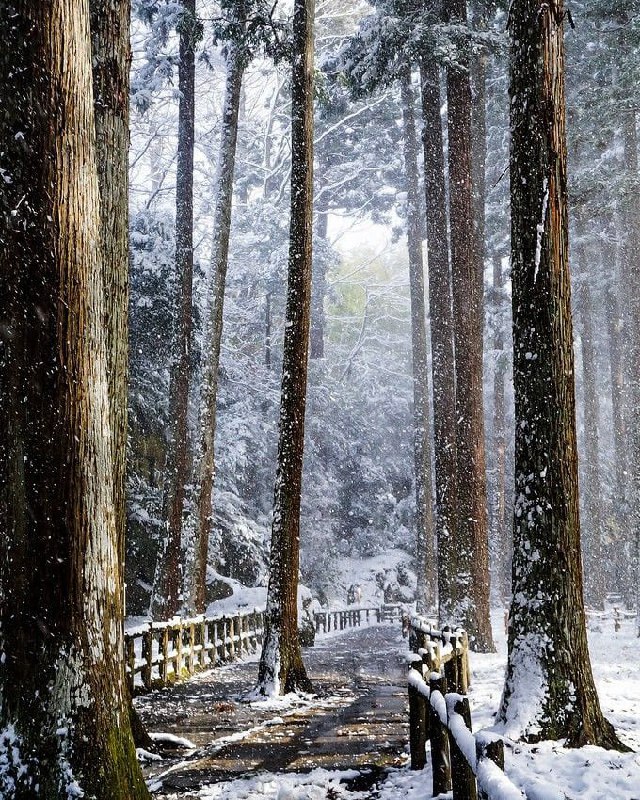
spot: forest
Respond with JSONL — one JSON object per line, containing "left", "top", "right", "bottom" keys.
{"left": 1, "top": 0, "right": 640, "bottom": 798}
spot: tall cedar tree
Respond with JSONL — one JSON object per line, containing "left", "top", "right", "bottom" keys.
{"left": 498, "top": 0, "right": 623, "bottom": 748}
{"left": 157, "top": 0, "right": 198, "bottom": 618}
{"left": 90, "top": 0, "right": 154, "bottom": 749}
{"left": 195, "top": 21, "right": 246, "bottom": 613}
{"left": 419, "top": 4, "right": 459, "bottom": 624}
{"left": 400, "top": 71, "right": 436, "bottom": 613}
{"left": 257, "top": 0, "right": 315, "bottom": 695}
{"left": 0, "top": 1, "right": 149, "bottom": 796}
{"left": 445, "top": 0, "right": 494, "bottom": 650}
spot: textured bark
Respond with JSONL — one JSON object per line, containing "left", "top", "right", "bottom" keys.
{"left": 194, "top": 37, "right": 245, "bottom": 614}
{"left": 574, "top": 228, "right": 604, "bottom": 609}
{"left": 419, "top": 46, "right": 458, "bottom": 625}
{"left": 491, "top": 255, "right": 510, "bottom": 601}
{"left": 311, "top": 152, "right": 329, "bottom": 360}
{"left": 498, "top": 0, "right": 622, "bottom": 748}
{"left": 90, "top": 0, "right": 130, "bottom": 566}
{"left": 604, "top": 237, "right": 626, "bottom": 538}
{"left": 401, "top": 71, "right": 436, "bottom": 614}
{"left": 620, "top": 113, "right": 640, "bottom": 617}
{"left": 257, "top": 0, "right": 314, "bottom": 695}
{"left": 157, "top": 0, "right": 197, "bottom": 618}
{"left": 0, "top": 2, "right": 149, "bottom": 796}
{"left": 445, "top": 0, "right": 494, "bottom": 651}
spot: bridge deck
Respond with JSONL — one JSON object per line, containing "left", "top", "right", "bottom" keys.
{"left": 136, "top": 624, "right": 408, "bottom": 797}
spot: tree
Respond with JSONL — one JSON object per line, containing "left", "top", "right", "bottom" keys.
{"left": 156, "top": 0, "right": 200, "bottom": 618}
{"left": 194, "top": 9, "right": 247, "bottom": 613}
{"left": 445, "top": 0, "right": 494, "bottom": 650}
{"left": 0, "top": 1, "right": 149, "bottom": 795}
{"left": 498, "top": 0, "right": 623, "bottom": 748}
{"left": 400, "top": 70, "right": 436, "bottom": 613}
{"left": 257, "top": 0, "right": 315, "bottom": 695}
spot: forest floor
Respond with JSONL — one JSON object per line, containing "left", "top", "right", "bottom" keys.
{"left": 136, "top": 611, "right": 640, "bottom": 799}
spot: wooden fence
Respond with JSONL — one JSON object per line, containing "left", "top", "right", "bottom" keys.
{"left": 407, "top": 616, "right": 526, "bottom": 800}
{"left": 313, "top": 603, "right": 403, "bottom": 633}
{"left": 125, "top": 609, "right": 264, "bottom": 694}
{"left": 125, "top": 602, "right": 401, "bottom": 694}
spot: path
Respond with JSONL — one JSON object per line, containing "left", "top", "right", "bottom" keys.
{"left": 136, "top": 624, "right": 409, "bottom": 797}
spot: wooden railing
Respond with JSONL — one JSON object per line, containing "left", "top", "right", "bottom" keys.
{"left": 124, "top": 609, "right": 264, "bottom": 694}
{"left": 407, "top": 616, "right": 525, "bottom": 800}
{"left": 313, "top": 603, "right": 403, "bottom": 634}
{"left": 125, "top": 602, "right": 401, "bottom": 694}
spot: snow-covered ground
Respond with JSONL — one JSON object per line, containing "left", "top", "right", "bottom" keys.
{"left": 186, "top": 607, "right": 640, "bottom": 800}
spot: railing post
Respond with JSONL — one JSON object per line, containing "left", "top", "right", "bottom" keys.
{"left": 142, "top": 628, "right": 153, "bottom": 691}
{"left": 476, "top": 734, "right": 505, "bottom": 800}
{"left": 161, "top": 627, "right": 169, "bottom": 685}
{"left": 199, "top": 619, "right": 206, "bottom": 668}
{"left": 429, "top": 675, "right": 452, "bottom": 797}
{"left": 176, "top": 622, "right": 184, "bottom": 677}
{"left": 125, "top": 636, "right": 136, "bottom": 695}
{"left": 447, "top": 694, "right": 477, "bottom": 800}
{"left": 408, "top": 656, "right": 428, "bottom": 770}
{"left": 187, "top": 622, "right": 196, "bottom": 674}
{"left": 444, "top": 634, "right": 461, "bottom": 693}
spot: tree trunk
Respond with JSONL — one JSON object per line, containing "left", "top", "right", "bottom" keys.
{"left": 257, "top": 0, "right": 315, "bottom": 696}
{"left": 311, "top": 151, "right": 329, "bottom": 360}
{"left": 90, "top": 0, "right": 130, "bottom": 567}
{"left": 574, "top": 228, "right": 604, "bottom": 609}
{"left": 498, "top": 0, "right": 623, "bottom": 748}
{"left": 401, "top": 70, "right": 436, "bottom": 615}
{"left": 90, "top": 0, "right": 152, "bottom": 749}
{"left": 446, "top": 0, "right": 494, "bottom": 651}
{"left": 419, "top": 45, "right": 458, "bottom": 626}
{"left": 0, "top": 2, "right": 149, "bottom": 795}
{"left": 491, "top": 254, "right": 510, "bottom": 601}
{"left": 193, "top": 37, "right": 245, "bottom": 614}
{"left": 620, "top": 112, "right": 640, "bottom": 619}
{"left": 156, "top": 0, "right": 198, "bottom": 618}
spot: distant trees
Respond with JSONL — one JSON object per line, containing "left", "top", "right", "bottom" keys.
{"left": 498, "top": 0, "right": 622, "bottom": 748}
{"left": 257, "top": 0, "right": 315, "bottom": 695}
{"left": 0, "top": 1, "right": 148, "bottom": 795}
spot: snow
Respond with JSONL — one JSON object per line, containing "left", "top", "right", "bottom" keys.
{"left": 149, "top": 732, "right": 197, "bottom": 749}
{"left": 144, "top": 607, "right": 640, "bottom": 800}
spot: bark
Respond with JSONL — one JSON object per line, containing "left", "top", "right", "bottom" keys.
{"left": 491, "top": 255, "right": 510, "bottom": 601}
{"left": 311, "top": 151, "right": 329, "bottom": 360}
{"left": 498, "top": 0, "right": 623, "bottom": 748}
{"left": 90, "top": 0, "right": 151, "bottom": 748}
{"left": 193, "top": 36, "right": 245, "bottom": 614}
{"left": 445, "top": 0, "right": 494, "bottom": 651}
{"left": 419, "top": 44, "right": 458, "bottom": 625}
{"left": 400, "top": 71, "right": 436, "bottom": 614}
{"left": 156, "top": 0, "right": 198, "bottom": 618}
{"left": 620, "top": 112, "right": 640, "bottom": 618}
{"left": 603, "top": 238, "right": 626, "bottom": 542}
{"left": 90, "top": 0, "right": 130, "bottom": 566}
{"left": 574, "top": 228, "right": 604, "bottom": 609}
{"left": 257, "top": 0, "right": 314, "bottom": 696}
{"left": 0, "top": 2, "right": 148, "bottom": 796}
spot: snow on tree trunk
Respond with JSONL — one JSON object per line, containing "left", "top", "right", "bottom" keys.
{"left": 400, "top": 70, "right": 436, "bottom": 615}
{"left": 419, "top": 50, "right": 459, "bottom": 626}
{"left": 446, "top": 0, "right": 494, "bottom": 652}
{"left": 498, "top": 0, "right": 623, "bottom": 749}
{"left": 194, "top": 38, "right": 245, "bottom": 614}
{"left": 156, "top": 0, "right": 198, "bottom": 619}
{"left": 257, "top": 0, "right": 315, "bottom": 696}
{"left": 0, "top": 2, "right": 149, "bottom": 795}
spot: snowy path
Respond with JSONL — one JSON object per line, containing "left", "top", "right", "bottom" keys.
{"left": 137, "top": 624, "right": 410, "bottom": 798}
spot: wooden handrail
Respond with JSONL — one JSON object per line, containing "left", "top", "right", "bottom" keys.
{"left": 407, "top": 616, "right": 526, "bottom": 800}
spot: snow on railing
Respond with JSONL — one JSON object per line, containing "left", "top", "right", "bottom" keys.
{"left": 313, "top": 603, "right": 403, "bottom": 633}
{"left": 124, "top": 609, "right": 265, "bottom": 694}
{"left": 406, "top": 616, "right": 526, "bottom": 800}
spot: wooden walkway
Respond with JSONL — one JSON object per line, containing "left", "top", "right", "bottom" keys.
{"left": 136, "top": 625, "right": 408, "bottom": 797}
